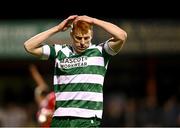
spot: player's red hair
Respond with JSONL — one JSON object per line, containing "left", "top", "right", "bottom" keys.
{"left": 72, "top": 21, "right": 93, "bottom": 34}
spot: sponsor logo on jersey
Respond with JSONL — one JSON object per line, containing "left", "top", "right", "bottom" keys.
{"left": 60, "top": 56, "right": 88, "bottom": 69}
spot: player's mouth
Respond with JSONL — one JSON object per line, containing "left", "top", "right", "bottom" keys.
{"left": 77, "top": 46, "right": 86, "bottom": 50}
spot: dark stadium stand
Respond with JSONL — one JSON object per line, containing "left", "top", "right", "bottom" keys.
{"left": 0, "top": 0, "right": 179, "bottom": 19}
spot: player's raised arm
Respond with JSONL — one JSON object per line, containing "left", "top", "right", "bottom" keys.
{"left": 24, "top": 15, "right": 78, "bottom": 57}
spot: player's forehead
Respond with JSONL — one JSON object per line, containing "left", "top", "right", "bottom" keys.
{"left": 73, "top": 29, "right": 92, "bottom": 37}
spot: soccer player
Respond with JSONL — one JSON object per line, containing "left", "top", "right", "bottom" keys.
{"left": 24, "top": 15, "right": 127, "bottom": 127}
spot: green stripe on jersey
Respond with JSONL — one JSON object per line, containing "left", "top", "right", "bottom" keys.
{"left": 75, "top": 48, "right": 102, "bottom": 58}
{"left": 54, "top": 83, "right": 103, "bottom": 93}
{"left": 49, "top": 45, "right": 56, "bottom": 60}
{"left": 56, "top": 50, "right": 67, "bottom": 60}
{"left": 56, "top": 100, "right": 103, "bottom": 110}
{"left": 57, "top": 48, "right": 102, "bottom": 61}
{"left": 54, "top": 65, "right": 106, "bottom": 76}
{"left": 102, "top": 48, "right": 112, "bottom": 66}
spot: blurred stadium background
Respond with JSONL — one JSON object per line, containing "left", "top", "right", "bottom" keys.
{"left": 0, "top": 0, "right": 180, "bottom": 126}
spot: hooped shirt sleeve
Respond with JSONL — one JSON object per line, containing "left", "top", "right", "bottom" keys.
{"left": 100, "top": 39, "right": 121, "bottom": 66}
{"left": 103, "top": 39, "right": 120, "bottom": 56}
{"left": 41, "top": 44, "right": 62, "bottom": 60}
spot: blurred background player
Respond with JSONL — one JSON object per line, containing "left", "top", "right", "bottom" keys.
{"left": 29, "top": 64, "right": 55, "bottom": 127}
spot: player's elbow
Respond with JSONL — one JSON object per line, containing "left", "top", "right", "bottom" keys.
{"left": 24, "top": 42, "right": 28, "bottom": 52}
{"left": 24, "top": 41, "right": 33, "bottom": 53}
{"left": 119, "top": 30, "right": 127, "bottom": 43}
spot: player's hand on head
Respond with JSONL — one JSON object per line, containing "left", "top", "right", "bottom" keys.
{"left": 73, "top": 15, "right": 94, "bottom": 25}
{"left": 57, "top": 15, "right": 78, "bottom": 31}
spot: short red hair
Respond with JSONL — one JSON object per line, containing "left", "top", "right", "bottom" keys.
{"left": 72, "top": 21, "right": 93, "bottom": 34}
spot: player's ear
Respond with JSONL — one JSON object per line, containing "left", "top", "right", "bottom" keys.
{"left": 70, "top": 30, "right": 73, "bottom": 37}
{"left": 89, "top": 30, "right": 93, "bottom": 40}
{"left": 91, "top": 30, "right": 93, "bottom": 37}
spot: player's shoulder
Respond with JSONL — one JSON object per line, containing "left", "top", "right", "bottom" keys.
{"left": 89, "top": 43, "right": 104, "bottom": 48}
{"left": 53, "top": 44, "right": 71, "bottom": 52}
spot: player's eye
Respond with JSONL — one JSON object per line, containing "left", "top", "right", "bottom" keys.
{"left": 84, "top": 37, "right": 90, "bottom": 40}
{"left": 75, "top": 36, "right": 82, "bottom": 40}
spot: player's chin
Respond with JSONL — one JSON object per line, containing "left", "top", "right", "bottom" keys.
{"left": 77, "top": 48, "right": 87, "bottom": 53}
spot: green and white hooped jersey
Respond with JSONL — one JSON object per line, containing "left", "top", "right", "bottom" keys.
{"left": 41, "top": 41, "right": 118, "bottom": 119}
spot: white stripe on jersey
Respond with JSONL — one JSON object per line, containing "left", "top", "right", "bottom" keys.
{"left": 54, "top": 44, "right": 62, "bottom": 56}
{"left": 87, "top": 57, "right": 104, "bottom": 67}
{"left": 54, "top": 74, "right": 104, "bottom": 85}
{"left": 61, "top": 46, "right": 72, "bottom": 57}
{"left": 41, "top": 45, "right": 50, "bottom": 60}
{"left": 55, "top": 91, "right": 103, "bottom": 102}
{"left": 53, "top": 107, "right": 102, "bottom": 118}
